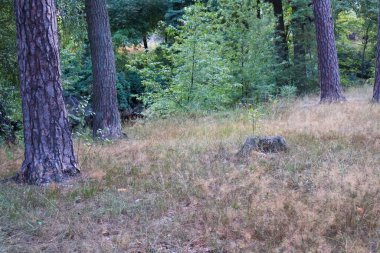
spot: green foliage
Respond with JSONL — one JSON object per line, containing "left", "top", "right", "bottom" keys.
{"left": 139, "top": 1, "right": 279, "bottom": 116}
{"left": 165, "top": 0, "right": 196, "bottom": 27}
{"left": 61, "top": 43, "right": 92, "bottom": 97}
{"left": 218, "top": 0, "right": 278, "bottom": 103}
{"left": 0, "top": 0, "right": 18, "bottom": 84}
{"left": 334, "top": 0, "right": 378, "bottom": 85}
{"left": 122, "top": 46, "right": 174, "bottom": 115}
{"left": 108, "top": 0, "right": 168, "bottom": 46}
{"left": 0, "top": 80, "right": 22, "bottom": 124}
{"left": 68, "top": 96, "right": 93, "bottom": 134}
{"left": 171, "top": 3, "right": 237, "bottom": 109}
{"left": 248, "top": 106, "right": 263, "bottom": 136}
{"left": 0, "top": 1, "right": 22, "bottom": 143}
{"left": 280, "top": 85, "right": 298, "bottom": 99}
{"left": 138, "top": 3, "right": 236, "bottom": 115}
{"left": 57, "top": 0, "right": 87, "bottom": 47}
{"left": 115, "top": 51, "right": 151, "bottom": 110}
{"left": 286, "top": 0, "right": 319, "bottom": 93}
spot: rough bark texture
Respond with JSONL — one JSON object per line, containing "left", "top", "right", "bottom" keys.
{"left": 272, "top": 0, "right": 289, "bottom": 63}
{"left": 85, "top": 0, "right": 122, "bottom": 139}
{"left": 237, "top": 136, "right": 288, "bottom": 157}
{"left": 373, "top": 3, "right": 380, "bottom": 102}
{"left": 14, "top": 0, "right": 79, "bottom": 184}
{"left": 313, "top": 0, "right": 346, "bottom": 102}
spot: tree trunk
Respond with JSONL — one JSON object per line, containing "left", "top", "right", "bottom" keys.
{"left": 272, "top": 0, "right": 289, "bottom": 63}
{"left": 188, "top": 39, "right": 196, "bottom": 103}
{"left": 373, "top": 3, "right": 380, "bottom": 102}
{"left": 360, "top": 23, "right": 371, "bottom": 79}
{"left": 85, "top": 0, "right": 122, "bottom": 139}
{"left": 291, "top": 2, "right": 307, "bottom": 88}
{"left": 14, "top": 0, "right": 79, "bottom": 185}
{"left": 313, "top": 0, "right": 346, "bottom": 102}
{"left": 257, "top": 0, "right": 261, "bottom": 19}
{"left": 143, "top": 34, "right": 148, "bottom": 50}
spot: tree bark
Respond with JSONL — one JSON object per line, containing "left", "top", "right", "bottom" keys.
{"left": 14, "top": 0, "right": 79, "bottom": 184}
{"left": 85, "top": 0, "right": 122, "bottom": 139}
{"left": 313, "top": 0, "right": 346, "bottom": 102}
{"left": 271, "top": 0, "right": 289, "bottom": 63}
{"left": 373, "top": 2, "right": 380, "bottom": 102}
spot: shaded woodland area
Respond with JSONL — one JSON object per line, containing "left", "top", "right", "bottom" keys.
{"left": 0, "top": 0, "right": 379, "bottom": 252}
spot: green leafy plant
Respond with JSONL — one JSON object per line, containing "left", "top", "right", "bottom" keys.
{"left": 248, "top": 106, "right": 263, "bottom": 136}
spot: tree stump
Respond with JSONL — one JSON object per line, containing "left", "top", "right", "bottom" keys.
{"left": 237, "top": 136, "right": 288, "bottom": 156}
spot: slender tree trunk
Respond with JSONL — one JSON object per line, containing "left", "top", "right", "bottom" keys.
{"left": 143, "top": 34, "right": 148, "bottom": 50}
{"left": 360, "top": 23, "right": 370, "bottom": 79}
{"left": 293, "top": 27, "right": 307, "bottom": 87}
{"left": 188, "top": 40, "right": 196, "bottom": 103}
{"left": 272, "top": 0, "right": 289, "bottom": 62}
{"left": 313, "top": 0, "right": 345, "bottom": 102}
{"left": 14, "top": 0, "right": 79, "bottom": 184}
{"left": 291, "top": 2, "right": 307, "bottom": 88}
{"left": 257, "top": 0, "right": 261, "bottom": 19}
{"left": 373, "top": 3, "right": 380, "bottom": 102}
{"left": 85, "top": 0, "right": 122, "bottom": 139}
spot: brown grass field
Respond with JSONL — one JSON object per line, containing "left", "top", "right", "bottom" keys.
{"left": 0, "top": 86, "right": 379, "bottom": 252}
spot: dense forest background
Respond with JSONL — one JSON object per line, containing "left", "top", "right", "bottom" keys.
{"left": 0, "top": 0, "right": 379, "bottom": 144}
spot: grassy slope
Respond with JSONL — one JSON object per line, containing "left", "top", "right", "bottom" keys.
{"left": 0, "top": 86, "right": 379, "bottom": 252}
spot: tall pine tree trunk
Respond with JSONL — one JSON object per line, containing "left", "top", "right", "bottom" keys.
{"left": 373, "top": 3, "right": 380, "bottom": 102}
{"left": 14, "top": 0, "right": 79, "bottom": 184}
{"left": 272, "top": 0, "right": 289, "bottom": 63}
{"left": 85, "top": 0, "right": 122, "bottom": 139}
{"left": 313, "top": 0, "right": 345, "bottom": 102}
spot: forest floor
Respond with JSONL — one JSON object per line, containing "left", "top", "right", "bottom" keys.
{"left": 0, "top": 86, "right": 379, "bottom": 253}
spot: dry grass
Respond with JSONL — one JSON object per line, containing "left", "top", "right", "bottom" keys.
{"left": 0, "top": 86, "right": 379, "bottom": 252}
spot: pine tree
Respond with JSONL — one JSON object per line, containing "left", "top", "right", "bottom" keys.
{"left": 15, "top": 0, "right": 79, "bottom": 184}
{"left": 85, "top": 0, "right": 122, "bottom": 139}
{"left": 313, "top": 0, "right": 346, "bottom": 102}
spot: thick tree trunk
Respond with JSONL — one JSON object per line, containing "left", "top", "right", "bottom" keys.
{"left": 373, "top": 3, "right": 380, "bottom": 102}
{"left": 14, "top": 0, "right": 79, "bottom": 184}
{"left": 272, "top": 0, "right": 289, "bottom": 63}
{"left": 313, "top": 0, "right": 346, "bottom": 102}
{"left": 85, "top": 0, "right": 122, "bottom": 139}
